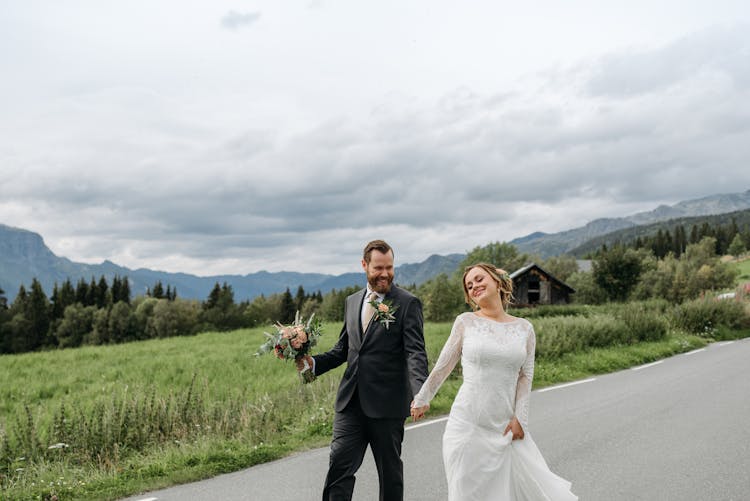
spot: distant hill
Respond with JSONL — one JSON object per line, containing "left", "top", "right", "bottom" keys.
{"left": 0, "top": 224, "right": 464, "bottom": 302}
{"left": 5, "top": 190, "right": 748, "bottom": 302}
{"left": 569, "top": 208, "right": 750, "bottom": 257}
{"left": 510, "top": 189, "right": 750, "bottom": 257}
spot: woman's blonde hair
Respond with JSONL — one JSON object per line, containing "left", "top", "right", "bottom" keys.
{"left": 462, "top": 263, "right": 514, "bottom": 310}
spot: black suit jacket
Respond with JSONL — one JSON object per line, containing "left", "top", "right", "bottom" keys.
{"left": 313, "top": 285, "right": 429, "bottom": 419}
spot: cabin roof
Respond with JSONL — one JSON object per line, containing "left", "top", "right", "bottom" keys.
{"left": 510, "top": 262, "right": 576, "bottom": 293}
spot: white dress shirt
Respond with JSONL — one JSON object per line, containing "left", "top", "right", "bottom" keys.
{"left": 361, "top": 287, "right": 384, "bottom": 330}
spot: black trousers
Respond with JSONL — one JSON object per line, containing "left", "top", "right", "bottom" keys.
{"left": 322, "top": 393, "right": 405, "bottom": 501}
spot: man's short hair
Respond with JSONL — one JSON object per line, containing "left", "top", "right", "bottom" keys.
{"left": 363, "top": 240, "right": 394, "bottom": 263}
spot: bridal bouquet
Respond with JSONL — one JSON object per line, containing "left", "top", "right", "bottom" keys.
{"left": 256, "top": 311, "right": 323, "bottom": 383}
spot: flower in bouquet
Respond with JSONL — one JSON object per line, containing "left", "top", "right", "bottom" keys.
{"left": 369, "top": 298, "right": 399, "bottom": 329}
{"left": 256, "top": 311, "right": 323, "bottom": 383}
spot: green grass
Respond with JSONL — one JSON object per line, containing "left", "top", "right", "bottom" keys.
{"left": 0, "top": 326, "right": 346, "bottom": 500}
{"left": 734, "top": 257, "right": 750, "bottom": 283}
{"left": 0, "top": 316, "right": 744, "bottom": 500}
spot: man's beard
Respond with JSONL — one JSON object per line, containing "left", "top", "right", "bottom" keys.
{"left": 368, "top": 274, "right": 393, "bottom": 294}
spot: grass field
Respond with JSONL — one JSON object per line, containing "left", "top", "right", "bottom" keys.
{"left": 734, "top": 257, "right": 750, "bottom": 283}
{"left": 0, "top": 314, "right": 741, "bottom": 500}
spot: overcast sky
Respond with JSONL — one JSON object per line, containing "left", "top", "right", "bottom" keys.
{"left": 2, "top": 1, "right": 750, "bottom": 276}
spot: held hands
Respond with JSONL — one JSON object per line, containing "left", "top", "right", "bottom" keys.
{"left": 410, "top": 400, "right": 429, "bottom": 422}
{"left": 503, "top": 416, "right": 525, "bottom": 440}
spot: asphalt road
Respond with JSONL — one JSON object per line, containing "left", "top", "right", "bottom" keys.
{"left": 122, "top": 338, "right": 750, "bottom": 501}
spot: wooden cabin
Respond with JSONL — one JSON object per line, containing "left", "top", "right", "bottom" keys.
{"left": 510, "top": 263, "right": 575, "bottom": 307}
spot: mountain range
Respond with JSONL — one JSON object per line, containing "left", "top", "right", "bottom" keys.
{"left": 569, "top": 207, "right": 750, "bottom": 257}
{"left": 2, "top": 189, "right": 749, "bottom": 302}
{"left": 510, "top": 190, "right": 750, "bottom": 257}
{"left": 0, "top": 224, "right": 463, "bottom": 302}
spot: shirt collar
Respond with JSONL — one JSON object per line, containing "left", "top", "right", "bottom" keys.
{"left": 365, "top": 287, "right": 384, "bottom": 302}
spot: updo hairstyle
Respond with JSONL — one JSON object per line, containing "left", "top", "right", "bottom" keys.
{"left": 462, "top": 263, "right": 514, "bottom": 310}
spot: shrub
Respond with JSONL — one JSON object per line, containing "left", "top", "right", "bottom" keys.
{"left": 614, "top": 302, "right": 668, "bottom": 342}
{"left": 531, "top": 301, "right": 671, "bottom": 358}
{"left": 511, "top": 304, "right": 596, "bottom": 319}
{"left": 671, "top": 297, "right": 750, "bottom": 336}
{"left": 533, "top": 314, "right": 631, "bottom": 359}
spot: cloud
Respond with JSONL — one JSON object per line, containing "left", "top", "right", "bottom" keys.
{"left": 2, "top": 25, "right": 750, "bottom": 274}
{"left": 584, "top": 24, "right": 750, "bottom": 97}
{"left": 220, "top": 10, "right": 261, "bottom": 31}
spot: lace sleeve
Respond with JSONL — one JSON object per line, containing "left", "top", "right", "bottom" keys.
{"left": 514, "top": 322, "right": 536, "bottom": 429}
{"left": 412, "top": 315, "right": 465, "bottom": 408}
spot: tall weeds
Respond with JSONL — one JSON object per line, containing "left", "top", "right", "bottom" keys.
{"left": 671, "top": 297, "right": 750, "bottom": 335}
{"left": 533, "top": 300, "right": 670, "bottom": 359}
{"left": 0, "top": 374, "right": 337, "bottom": 488}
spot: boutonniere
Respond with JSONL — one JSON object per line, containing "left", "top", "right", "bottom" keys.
{"left": 369, "top": 298, "right": 399, "bottom": 329}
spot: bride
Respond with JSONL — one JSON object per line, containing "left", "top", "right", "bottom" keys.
{"left": 410, "top": 263, "right": 577, "bottom": 501}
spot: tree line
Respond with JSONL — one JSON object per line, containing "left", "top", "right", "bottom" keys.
{"left": 0, "top": 233, "right": 742, "bottom": 355}
{"left": 414, "top": 235, "right": 740, "bottom": 319}
{"left": 603, "top": 218, "right": 748, "bottom": 259}
{"left": 0, "top": 275, "right": 356, "bottom": 355}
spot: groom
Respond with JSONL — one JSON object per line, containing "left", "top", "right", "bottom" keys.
{"left": 296, "top": 239, "right": 428, "bottom": 501}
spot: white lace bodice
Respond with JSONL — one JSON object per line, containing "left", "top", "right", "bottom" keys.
{"left": 413, "top": 312, "right": 536, "bottom": 429}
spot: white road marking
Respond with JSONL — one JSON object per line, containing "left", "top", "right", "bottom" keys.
{"left": 631, "top": 360, "right": 664, "bottom": 371}
{"left": 683, "top": 348, "right": 706, "bottom": 356}
{"left": 718, "top": 341, "right": 735, "bottom": 347}
{"left": 406, "top": 416, "right": 448, "bottom": 431}
{"left": 136, "top": 498, "right": 158, "bottom": 501}
{"left": 537, "top": 378, "right": 596, "bottom": 393}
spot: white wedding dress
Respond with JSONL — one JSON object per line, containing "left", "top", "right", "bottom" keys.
{"left": 412, "top": 312, "right": 577, "bottom": 501}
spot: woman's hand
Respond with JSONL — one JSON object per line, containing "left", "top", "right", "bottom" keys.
{"left": 503, "top": 416, "right": 525, "bottom": 440}
{"left": 410, "top": 401, "right": 430, "bottom": 422}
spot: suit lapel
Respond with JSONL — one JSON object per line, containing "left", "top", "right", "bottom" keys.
{"left": 350, "top": 288, "right": 367, "bottom": 346}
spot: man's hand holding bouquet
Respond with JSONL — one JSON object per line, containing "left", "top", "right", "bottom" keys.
{"left": 256, "top": 311, "right": 322, "bottom": 383}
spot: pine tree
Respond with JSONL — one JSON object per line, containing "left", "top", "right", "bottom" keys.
{"left": 111, "top": 276, "right": 122, "bottom": 304}
{"left": 729, "top": 218, "right": 740, "bottom": 241}
{"left": 652, "top": 230, "right": 665, "bottom": 258}
{"left": 295, "top": 285, "right": 306, "bottom": 312}
{"left": 11, "top": 285, "right": 28, "bottom": 314}
{"left": 151, "top": 281, "right": 165, "bottom": 299}
{"left": 60, "top": 279, "right": 75, "bottom": 310}
{"left": 220, "top": 283, "right": 235, "bottom": 306}
{"left": 664, "top": 229, "right": 674, "bottom": 257}
{"left": 50, "top": 283, "right": 63, "bottom": 319}
{"left": 0, "top": 286, "right": 7, "bottom": 310}
{"left": 28, "top": 278, "right": 51, "bottom": 350}
{"left": 205, "top": 282, "right": 222, "bottom": 309}
{"left": 86, "top": 277, "right": 98, "bottom": 307}
{"left": 714, "top": 226, "right": 728, "bottom": 255}
{"left": 689, "top": 224, "right": 700, "bottom": 244}
{"left": 120, "top": 276, "right": 131, "bottom": 304}
{"left": 75, "top": 278, "right": 89, "bottom": 305}
{"left": 280, "top": 288, "right": 295, "bottom": 323}
{"left": 674, "top": 224, "right": 687, "bottom": 257}
{"left": 96, "top": 276, "right": 110, "bottom": 308}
